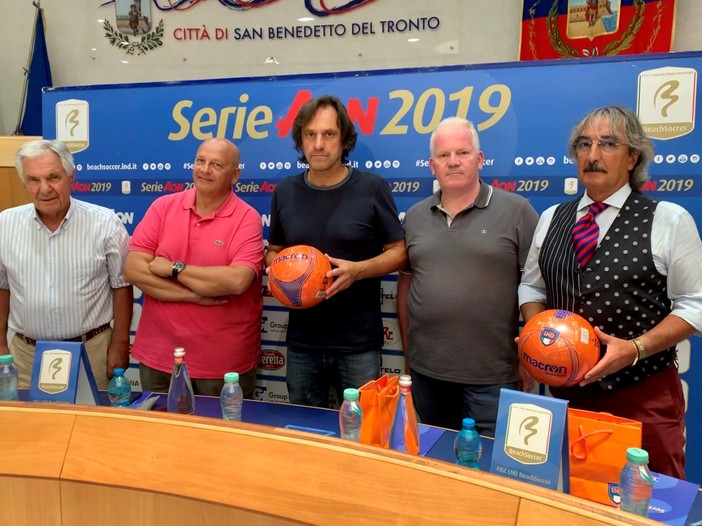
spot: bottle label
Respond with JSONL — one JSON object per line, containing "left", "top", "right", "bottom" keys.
{"left": 638, "top": 466, "right": 653, "bottom": 484}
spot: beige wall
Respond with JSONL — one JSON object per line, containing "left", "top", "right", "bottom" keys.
{"left": 0, "top": 0, "right": 701, "bottom": 135}
{"left": 0, "top": 137, "right": 36, "bottom": 212}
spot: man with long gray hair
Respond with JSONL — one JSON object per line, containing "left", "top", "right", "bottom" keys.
{"left": 0, "top": 140, "right": 132, "bottom": 389}
{"left": 519, "top": 105, "right": 702, "bottom": 478}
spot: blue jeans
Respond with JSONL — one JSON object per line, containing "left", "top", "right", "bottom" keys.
{"left": 410, "top": 368, "right": 517, "bottom": 437}
{"left": 286, "top": 347, "right": 381, "bottom": 408}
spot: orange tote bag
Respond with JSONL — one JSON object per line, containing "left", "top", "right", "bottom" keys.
{"left": 568, "top": 408, "right": 643, "bottom": 506}
{"left": 358, "top": 374, "right": 399, "bottom": 448}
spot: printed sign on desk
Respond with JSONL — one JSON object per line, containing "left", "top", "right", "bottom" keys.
{"left": 29, "top": 341, "right": 100, "bottom": 405}
{"left": 647, "top": 472, "right": 700, "bottom": 526}
{"left": 490, "top": 389, "right": 569, "bottom": 492}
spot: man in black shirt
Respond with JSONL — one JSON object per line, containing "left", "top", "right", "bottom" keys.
{"left": 266, "top": 95, "right": 406, "bottom": 408}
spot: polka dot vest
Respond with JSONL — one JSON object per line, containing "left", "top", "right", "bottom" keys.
{"left": 538, "top": 192, "right": 676, "bottom": 391}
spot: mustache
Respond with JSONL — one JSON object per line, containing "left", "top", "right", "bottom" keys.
{"left": 583, "top": 162, "right": 607, "bottom": 173}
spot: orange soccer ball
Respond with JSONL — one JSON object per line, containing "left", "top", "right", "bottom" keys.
{"left": 518, "top": 309, "right": 601, "bottom": 387}
{"left": 268, "top": 245, "right": 332, "bottom": 309}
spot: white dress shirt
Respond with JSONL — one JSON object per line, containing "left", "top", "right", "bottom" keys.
{"left": 519, "top": 184, "right": 702, "bottom": 334}
{"left": 0, "top": 198, "right": 130, "bottom": 340}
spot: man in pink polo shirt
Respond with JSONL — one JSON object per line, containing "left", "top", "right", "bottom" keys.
{"left": 124, "top": 138, "right": 263, "bottom": 396}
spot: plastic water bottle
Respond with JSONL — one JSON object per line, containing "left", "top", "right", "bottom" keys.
{"left": 619, "top": 447, "right": 653, "bottom": 517}
{"left": 167, "top": 347, "right": 195, "bottom": 414}
{"left": 389, "top": 375, "right": 420, "bottom": 455}
{"left": 339, "top": 388, "right": 363, "bottom": 441}
{"left": 454, "top": 417, "right": 483, "bottom": 469}
{"left": 220, "top": 372, "right": 244, "bottom": 421}
{"left": 107, "top": 368, "right": 131, "bottom": 407}
{"left": 0, "top": 355, "right": 19, "bottom": 401}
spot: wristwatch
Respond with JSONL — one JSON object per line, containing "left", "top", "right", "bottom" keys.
{"left": 171, "top": 261, "right": 186, "bottom": 278}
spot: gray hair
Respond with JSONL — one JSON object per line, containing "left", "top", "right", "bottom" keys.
{"left": 14, "top": 140, "right": 75, "bottom": 181}
{"left": 568, "top": 105, "right": 653, "bottom": 192}
{"left": 429, "top": 117, "right": 481, "bottom": 156}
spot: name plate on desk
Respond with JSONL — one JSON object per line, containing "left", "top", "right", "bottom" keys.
{"left": 490, "top": 389, "right": 569, "bottom": 492}
{"left": 29, "top": 341, "right": 100, "bottom": 405}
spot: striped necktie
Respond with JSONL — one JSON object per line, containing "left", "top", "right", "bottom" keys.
{"left": 572, "top": 202, "right": 608, "bottom": 268}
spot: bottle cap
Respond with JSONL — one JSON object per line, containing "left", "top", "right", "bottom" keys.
{"left": 174, "top": 347, "right": 186, "bottom": 358}
{"left": 398, "top": 374, "right": 412, "bottom": 387}
{"left": 224, "top": 372, "right": 240, "bottom": 383}
{"left": 462, "top": 417, "right": 476, "bottom": 429}
{"left": 626, "top": 447, "right": 649, "bottom": 464}
{"left": 0, "top": 355, "right": 14, "bottom": 364}
{"left": 343, "top": 388, "right": 360, "bottom": 401}
{"left": 113, "top": 368, "right": 125, "bottom": 376}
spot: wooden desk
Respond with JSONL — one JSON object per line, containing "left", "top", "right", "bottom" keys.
{"left": 0, "top": 403, "right": 658, "bottom": 526}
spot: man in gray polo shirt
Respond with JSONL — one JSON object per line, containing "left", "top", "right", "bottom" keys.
{"left": 397, "top": 117, "right": 538, "bottom": 436}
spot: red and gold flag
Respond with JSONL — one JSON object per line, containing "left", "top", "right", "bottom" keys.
{"left": 520, "top": 0, "right": 677, "bottom": 60}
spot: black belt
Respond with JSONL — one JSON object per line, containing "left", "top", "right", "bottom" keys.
{"left": 15, "top": 323, "right": 111, "bottom": 346}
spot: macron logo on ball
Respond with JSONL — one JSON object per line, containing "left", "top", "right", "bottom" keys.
{"left": 521, "top": 351, "right": 568, "bottom": 377}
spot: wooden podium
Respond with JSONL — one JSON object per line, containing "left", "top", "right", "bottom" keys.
{"left": 0, "top": 403, "right": 657, "bottom": 526}
{"left": 0, "top": 136, "right": 39, "bottom": 212}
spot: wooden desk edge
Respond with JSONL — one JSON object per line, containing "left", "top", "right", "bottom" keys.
{"left": 0, "top": 403, "right": 657, "bottom": 525}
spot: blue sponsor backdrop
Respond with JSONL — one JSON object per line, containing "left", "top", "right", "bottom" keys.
{"left": 43, "top": 51, "right": 702, "bottom": 481}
